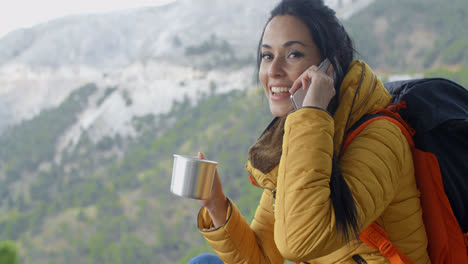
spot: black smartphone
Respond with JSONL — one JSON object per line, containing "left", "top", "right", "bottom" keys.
{"left": 290, "top": 58, "right": 331, "bottom": 110}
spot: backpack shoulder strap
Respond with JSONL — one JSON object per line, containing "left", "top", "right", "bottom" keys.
{"left": 343, "top": 108, "right": 414, "bottom": 153}
{"left": 344, "top": 107, "right": 468, "bottom": 263}
{"left": 343, "top": 110, "right": 415, "bottom": 264}
{"left": 359, "top": 222, "right": 414, "bottom": 264}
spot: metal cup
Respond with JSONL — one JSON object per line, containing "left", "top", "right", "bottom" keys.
{"left": 171, "top": 154, "right": 218, "bottom": 199}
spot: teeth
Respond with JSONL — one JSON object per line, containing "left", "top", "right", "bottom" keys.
{"left": 271, "top": 87, "right": 289, "bottom": 93}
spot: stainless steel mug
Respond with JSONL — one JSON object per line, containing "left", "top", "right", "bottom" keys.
{"left": 171, "top": 154, "right": 218, "bottom": 199}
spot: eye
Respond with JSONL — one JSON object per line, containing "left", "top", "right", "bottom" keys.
{"left": 288, "top": 51, "right": 304, "bottom": 58}
{"left": 261, "top": 52, "right": 273, "bottom": 61}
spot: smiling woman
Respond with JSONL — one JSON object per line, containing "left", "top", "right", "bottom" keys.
{"left": 190, "top": 0, "right": 431, "bottom": 263}
{"left": 0, "top": 0, "right": 176, "bottom": 38}
{"left": 259, "top": 15, "right": 324, "bottom": 116}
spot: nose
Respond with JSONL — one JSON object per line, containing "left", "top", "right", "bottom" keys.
{"left": 268, "top": 57, "right": 286, "bottom": 78}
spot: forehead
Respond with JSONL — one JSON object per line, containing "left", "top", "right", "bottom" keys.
{"left": 262, "top": 15, "right": 315, "bottom": 46}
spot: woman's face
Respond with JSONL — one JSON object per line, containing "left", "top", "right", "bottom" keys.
{"left": 259, "top": 15, "right": 321, "bottom": 117}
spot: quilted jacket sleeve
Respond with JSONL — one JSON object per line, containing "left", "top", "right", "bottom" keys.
{"left": 274, "top": 107, "right": 408, "bottom": 261}
{"left": 198, "top": 190, "right": 283, "bottom": 264}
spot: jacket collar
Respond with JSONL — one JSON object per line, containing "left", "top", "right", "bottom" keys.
{"left": 332, "top": 60, "right": 392, "bottom": 154}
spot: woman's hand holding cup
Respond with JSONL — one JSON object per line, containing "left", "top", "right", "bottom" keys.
{"left": 196, "top": 152, "right": 227, "bottom": 228}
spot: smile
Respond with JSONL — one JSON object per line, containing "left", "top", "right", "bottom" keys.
{"left": 271, "top": 87, "right": 290, "bottom": 95}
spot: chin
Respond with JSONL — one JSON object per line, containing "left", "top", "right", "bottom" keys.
{"left": 270, "top": 104, "right": 294, "bottom": 117}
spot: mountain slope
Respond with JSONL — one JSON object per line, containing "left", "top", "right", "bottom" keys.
{"left": 0, "top": 0, "right": 378, "bottom": 135}
{"left": 0, "top": 83, "right": 271, "bottom": 263}
{"left": 0, "top": 0, "right": 375, "bottom": 68}
{"left": 344, "top": 0, "right": 468, "bottom": 72}
{"left": 0, "top": 0, "right": 276, "bottom": 68}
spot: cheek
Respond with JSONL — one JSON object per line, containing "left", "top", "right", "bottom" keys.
{"left": 259, "top": 68, "right": 269, "bottom": 97}
{"left": 292, "top": 62, "right": 313, "bottom": 80}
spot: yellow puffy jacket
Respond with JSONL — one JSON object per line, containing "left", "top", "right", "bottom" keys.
{"left": 197, "top": 61, "right": 430, "bottom": 264}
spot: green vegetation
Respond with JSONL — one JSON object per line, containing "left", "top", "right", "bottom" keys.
{"left": 185, "top": 34, "right": 233, "bottom": 56}
{"left": 121, "top": 89, "right": 133, "bottom": 106}
{"left": 0, "top": 83, "right": 269, "bottom": 263}
{"left": 424, "top": 66, "right": 468, "bottom": 88}
{"left": 97, "top": 86, "right": 118, "bottom": 106}
{"left": 184, "top": 34, "right": 255, "bottom": 70}
{"left": 345, "top": 0, "right": 468, "bottom": 72}
{"left": 0, "top": 240, "right": 20, "bottom": 264}
{"left": 0, "top": 83, "right": 96, "bottom": 196}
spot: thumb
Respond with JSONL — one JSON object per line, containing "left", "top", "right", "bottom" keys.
{"left": 197, "top": 152, "right": 205, "bottom": 159}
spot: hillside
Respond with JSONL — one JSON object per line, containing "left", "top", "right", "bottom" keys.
{"left": 0, "top": 0, "right": 370, "bottom": 68}
{"left": 345, "top": 0, "right": 468, "bottom": 72}
{"left": 0, "top": 83, "right": 271, "bottom": 263}
{"left": 0, "top": 0, "right": 276, "bottom": 68}
{"left": 0, "top": 0, "right": 375, "bottom": 134}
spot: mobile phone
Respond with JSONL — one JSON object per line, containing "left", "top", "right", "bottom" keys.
{"left": 290, "top": 58, "right": 332, "bottom": 110}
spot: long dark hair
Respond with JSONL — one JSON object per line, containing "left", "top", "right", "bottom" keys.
{"left": 257, "top": 0, "right": 359, "bottom": 242}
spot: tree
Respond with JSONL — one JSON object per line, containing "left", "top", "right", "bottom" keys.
{"left": 0, "top": 240, "right": 20, "bottom": 264}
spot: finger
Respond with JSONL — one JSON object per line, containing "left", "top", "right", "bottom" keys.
{"left": 301, "top": 78, "right": 309, "bottom": 91}
{"left": 311, "top": 65, "right": 320, "bottom": 73}
{"left": 197, "top": 152, "right": 205, "bottom": 159}
{"left": 326, "top": 63, "right": 335, "bottom": 78}
{"left": 214, "top": 169, "right": 223, "bottom": 192}
{"left": 290, "top": 79, "right": 302, "bottom": 94}
{"left": 213, "top": 169, "right": 221, "bottom": 186}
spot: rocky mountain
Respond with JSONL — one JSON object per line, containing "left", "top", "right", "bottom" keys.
{"left": 0, "top": 0, "right": 275, "bottom": 68}
{"left": 0, "top": 0, "right": 373, "bottom": 136}
{"left": 0, "top": 0, "right": 273, "bottom": 134}
{"left": 0, "top": 0, "right": 368, "bottom": 67}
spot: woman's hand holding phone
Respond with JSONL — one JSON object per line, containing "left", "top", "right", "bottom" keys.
{"left": 289, "top": 59, "right": 336, "bottom": 110}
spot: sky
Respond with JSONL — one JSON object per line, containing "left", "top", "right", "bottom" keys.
{"left": 0, "top": 0, "right": 176, "bottom": 38}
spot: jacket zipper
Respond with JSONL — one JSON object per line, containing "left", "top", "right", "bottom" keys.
{"left": 272, "top": 188, "right": 277, "bottom": 213}
{"left": 248, "top": 174, "right": 277, "bottom": 213}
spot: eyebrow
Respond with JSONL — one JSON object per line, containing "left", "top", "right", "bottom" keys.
{"left": 261, "top": 40, "right": 307, "bottom": 49}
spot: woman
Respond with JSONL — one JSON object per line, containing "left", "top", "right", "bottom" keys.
{"left": 189, "top": 0, "right": 430, "bottom": 263}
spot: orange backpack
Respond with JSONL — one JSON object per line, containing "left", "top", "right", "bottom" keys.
{"left": 343, "top": 78, "right": 468, "bottom": 264}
